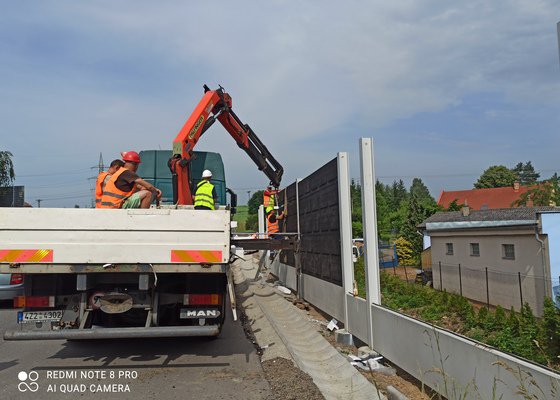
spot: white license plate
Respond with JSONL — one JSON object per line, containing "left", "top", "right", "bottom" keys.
{"left": 19, "top": 310, "right": 63, "bottom": 323}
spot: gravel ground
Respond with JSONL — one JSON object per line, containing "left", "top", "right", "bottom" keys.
{"left": 262, "top": 358, "right": 324, "bottom": 400}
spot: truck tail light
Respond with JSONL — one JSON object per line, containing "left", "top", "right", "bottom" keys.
{"left": 10, "top": 274, "right": 23, "bottom": 285}
{"left": 184, "top": 294, "right": 221, "bottom": 305}
{"left": 13, "top": 296, "right": 55, "bottom": 308}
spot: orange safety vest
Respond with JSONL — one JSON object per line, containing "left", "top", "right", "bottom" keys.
{"left": 95, "top": 172, "right": 110, "bottom": 208}
{"left": 267, "top": 212, "right": 280, "bottom": 234}
{"left": 98, "top": 168, "right": 137, "bottom": 209}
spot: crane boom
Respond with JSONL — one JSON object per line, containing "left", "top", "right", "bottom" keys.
{"left": 169, "top": 85, "right": 284, "bottom": 205}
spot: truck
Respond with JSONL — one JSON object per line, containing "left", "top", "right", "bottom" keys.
{"left": 0, "top": 85, "right": 285, "bottom": 340}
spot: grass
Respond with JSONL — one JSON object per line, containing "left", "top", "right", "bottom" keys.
{"left": 232, "top": 205, "right": 249, "bottom": 231}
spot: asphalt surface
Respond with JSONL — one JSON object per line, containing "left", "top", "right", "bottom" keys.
{"left": 0, "top": 303, "right": 273, "bottom": 400}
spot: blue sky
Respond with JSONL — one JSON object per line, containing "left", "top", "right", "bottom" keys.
{"left": 1, "top": 1, "right": 559, "bottom": 206}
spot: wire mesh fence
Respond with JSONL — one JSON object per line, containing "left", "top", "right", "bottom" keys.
{"left": 413, "top": 261, "right": 560, "bottom": 316}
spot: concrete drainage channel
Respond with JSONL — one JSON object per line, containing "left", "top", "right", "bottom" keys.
{"left": 232, "top": 256, "right": 389, "bottom": 400}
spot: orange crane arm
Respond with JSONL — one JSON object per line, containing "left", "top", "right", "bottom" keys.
{"left": 169, "top": 85, "right": 284, "bottom": 205}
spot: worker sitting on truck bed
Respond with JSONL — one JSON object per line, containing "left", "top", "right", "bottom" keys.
{"left": 99, "top": 151, "right": 162, "bottom": 209}
{"left": 95, "top": 159, "right": 124, "bottom": 208}
{"left": 194, "top": 169, "right": 218, "bottom": 210}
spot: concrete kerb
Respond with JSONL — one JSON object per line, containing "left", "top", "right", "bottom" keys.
{"left": 232, "top": 255, "right": 385, "bottom": 400}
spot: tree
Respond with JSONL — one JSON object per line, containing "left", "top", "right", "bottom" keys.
{"left": 0, "top": 151, "right": 15, "bottom": 187}
{"left": 512, "top": 174, "right": 560, "bottom": 207}
{"left": 511, "top": 161, "right": 540, "bottom": 185}
{"left": 409, "top": 178, "right": 435, "bottom": 206}
{"left": 474, "top": 165, "right": 518, "bottom": 189}
{"left": 247, "top": 190, "right": 264, "bottom": 215}
{"left": 446, "top": 199, "right": 462, "bottom": 211}
{"left": 350, "top": 180, "right": 363, "bottom": 237}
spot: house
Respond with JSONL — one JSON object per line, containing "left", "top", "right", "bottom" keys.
{"left": 437, "top": 182, "right": 533, "bottom": 210}
{"left": 419, "top": 206, "right": 560, "bottom": 316}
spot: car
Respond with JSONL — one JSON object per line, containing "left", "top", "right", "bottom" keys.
{"left": 0, "top": 273, "right": 24, "bottom": 303}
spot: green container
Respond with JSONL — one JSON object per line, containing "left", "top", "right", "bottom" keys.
{"left": 137, "top": 150, "right": 226, "bottom": 205}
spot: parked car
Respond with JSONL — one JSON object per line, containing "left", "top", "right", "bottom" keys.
{"left": 0, "top": 273, "right": 24, "bottom": 303}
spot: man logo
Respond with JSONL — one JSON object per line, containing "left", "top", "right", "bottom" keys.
{"left": 18, "top": 371, "right": 39, "bottom": 392}
{"left": 180, "top": 309, "right": 221, "bottom": 319}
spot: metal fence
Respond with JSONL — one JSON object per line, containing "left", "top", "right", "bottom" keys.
{"left": 423, "top": 261, "right": 559, "bottom": 316}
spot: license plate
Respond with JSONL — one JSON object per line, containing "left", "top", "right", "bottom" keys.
{"left": 18, "top": 310, "right": 63, "bottom": 323}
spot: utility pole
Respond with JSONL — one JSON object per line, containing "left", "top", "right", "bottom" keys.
{"left": 37, "top": 199, "right": 42, "bottom": 208}
{"left": 247, "top": 191, "right": 251, "bottom": 204}
{"left": 98, "top": 152, "right": 104, "bottom": 174}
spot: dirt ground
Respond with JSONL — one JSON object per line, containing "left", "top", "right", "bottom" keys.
{"left": 290, "top": 293, "right": 435, "bottom": 400}
{"left": 262, "top": 358, "right": 325, "bottom": 400}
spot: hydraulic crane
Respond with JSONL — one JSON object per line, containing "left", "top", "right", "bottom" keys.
{"left": 169, "top": 85, "right": 284, "bottom": 205}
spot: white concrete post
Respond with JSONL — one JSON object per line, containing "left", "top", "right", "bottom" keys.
{"left": 360, "top": 138, "right": 381, "bottom": 347}
{"left": 337, "top": 152, "right": 354, "bottom": 328}
{"left": 258, "top": 204, "right": 265, "bottom": 238}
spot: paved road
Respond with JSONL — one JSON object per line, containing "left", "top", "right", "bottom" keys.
{"left": 0, "top": 304, "right": 272, "bottom": 400}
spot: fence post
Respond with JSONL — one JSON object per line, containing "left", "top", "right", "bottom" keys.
{"left": 518, "top": 271, "right": 523, "bottom": 309}
{"left": 359, "top": 138, "right": 380, "bottom": 348}
{"left": 438, "top": 261, "right": 443, "bottom": 290}
{"left": 458, "top": 263, "right": 463, "bottom": 297}
{"left": 337, "top": 152, "right": 353, "bottom": 330}
{"left": 393, "top": 264, "right": 396, "bottom": 276}
{"left": 485, "top": 267, "right": 490, "bottom": 307}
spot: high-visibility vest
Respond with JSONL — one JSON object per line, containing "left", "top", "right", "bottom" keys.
{"left": 99, "top": 168, "right": 137, "bottom": 209}
{"left": 263, "top": 189, "right": 276, "bottom": 214}
{"left": 95, "top": 172, "right": 110, "bottom": 208}
{"left": 194, "top": 180, "right": 215, "bottom": 210}
{"left": 267, "top": 213, "right": 279, "bottom": 234}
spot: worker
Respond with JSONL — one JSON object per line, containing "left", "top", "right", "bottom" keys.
{"left": 194, "top": 169, "right": 218, "bottom": 210}
{"left": 266, "top": 210, "right": 284, "bottom": 235}
{"left": 95, "top": 159, "right": 124, "bottom": 208}
{"left": 99, "top": 151, "right": 162, "bottom": 209}
{"left": 263, "top": 186, "right": 276, "bottom": 214}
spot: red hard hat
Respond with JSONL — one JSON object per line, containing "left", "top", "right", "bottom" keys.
{"left": 121, "top": 151, "right": 141, "bottom": 163}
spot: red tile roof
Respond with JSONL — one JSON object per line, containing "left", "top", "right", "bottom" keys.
{"left": 437, "top": 185, "right": 532, "bottom": 210}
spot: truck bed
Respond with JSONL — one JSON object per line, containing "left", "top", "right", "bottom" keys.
{"left": 0, "top": 207, "right": 231, "bottom": 271}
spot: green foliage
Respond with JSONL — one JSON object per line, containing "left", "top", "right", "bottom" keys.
{"left": 410, "top": 178, "right": 435, "bottom": 207}
{"left": 513, "top": 179, "right": 559, "bottom": 207}
{"left": 245, "top": 213, "right": 258, "bottom": 231}
{"left": 394, "top": 236, "right": 415, "bottom": 266}
{"left": 541, "top": 297, "right": 560, "bottom": 357}
{"left": 247, "top": 190, "right": 264, "bottom": 215}
{"left": 0, "top": 151, "right": 15, "bottom": 187}
{"left": 474, "top": 165, "right": 518, "bottom": 189}
{"left": 511, "top": 161, "right": 540, "bottom": 185}
{"left": 378, "top": 271, "right": 560, "bottom": 370}
{"left": 350, "top": 180, "right": 363, "bottom": 237}
{"left": 446, "top": 199, "right": 462, "bottom": 211}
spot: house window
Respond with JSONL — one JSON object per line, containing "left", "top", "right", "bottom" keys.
{"left": 502, "top": 244, "right": 515, "bottom": 260}
{"left": 446, "top": 243, "right": 454, "bottom": 255}
{"left": 470, "top": 243, "right": 480, "bottom": 257}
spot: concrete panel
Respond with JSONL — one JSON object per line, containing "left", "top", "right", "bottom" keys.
{"left": 346, "top": 295, "right": 369, "bottom": 344}
{"left": 371, "top": 304, "right": 560, "bottom": 399}
{"left": 269, "top": 257, "right": 298, "bottom": 290}
{"left": 301, "top": 273, "right": 345, "bottom": 322}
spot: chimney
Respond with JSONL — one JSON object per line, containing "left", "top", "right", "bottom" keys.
{"left": 513, "top": 181, "right": 520, "bottom": 192}
{"left": 461, "top": 199, "right": 470, "bottom": 217}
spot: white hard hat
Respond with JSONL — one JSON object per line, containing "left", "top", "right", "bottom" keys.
{"left": 202, "top": 169, "right": 212, "bottom": 178}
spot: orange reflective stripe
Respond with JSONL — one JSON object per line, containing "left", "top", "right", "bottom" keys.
{"left": 0, "top": 249, "right": 53, "bottom": 263}
{"left": 171, "top": 250, "right": 222, "bottom": 263}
